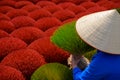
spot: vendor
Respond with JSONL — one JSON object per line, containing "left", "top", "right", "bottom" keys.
{"left": 71, "top": 9, "right": 120, "bottom": 80}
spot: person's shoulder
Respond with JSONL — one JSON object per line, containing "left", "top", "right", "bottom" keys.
{"left": 91, "top": 50, "right": 104, "bottom": 60}
{"left": 91, "top": 50, "right": 120, "bottom": 62}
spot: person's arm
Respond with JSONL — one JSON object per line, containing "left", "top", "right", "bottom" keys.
{"left": 73, "top": 67, "right": 83, "bottom": 80}
{"left": 72, "top": 51, "right": 106, "bottom": 80}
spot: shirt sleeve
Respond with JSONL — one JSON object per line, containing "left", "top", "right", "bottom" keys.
{"left": 73, "top": 67, "right": 83, "bottom": 80}
{"left": 72, "top": 51, "right": 106, "bottom": 80}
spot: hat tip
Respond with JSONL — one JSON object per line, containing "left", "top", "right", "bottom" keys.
{"left": 116, "top": 8, "right": 120, "bottom": 14}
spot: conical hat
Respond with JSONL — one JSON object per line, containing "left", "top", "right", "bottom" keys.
{"left": 76, "top": 9, "right": 120, "bottom": 54}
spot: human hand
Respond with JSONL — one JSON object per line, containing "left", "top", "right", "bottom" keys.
{"left": 68, "top": 54, "right": 89, "bottom": 70}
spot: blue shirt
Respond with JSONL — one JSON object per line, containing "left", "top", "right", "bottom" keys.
{"left": 73, "top": 50, "right": 120, "bottom": 80}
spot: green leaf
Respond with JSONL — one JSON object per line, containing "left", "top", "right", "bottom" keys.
{"left": 51, "top": 21, "right": 94, "bottom": 54}
{"left": 31, "top": 63, "right": 73, "bottom": 80}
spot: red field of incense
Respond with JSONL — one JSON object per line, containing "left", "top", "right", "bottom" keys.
{"left": 0, "top": 0, "right": 120, "bottom": 80}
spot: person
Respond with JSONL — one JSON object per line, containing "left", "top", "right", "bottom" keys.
{"left": 71, "top": 8, "right": 120, "bottom": 80}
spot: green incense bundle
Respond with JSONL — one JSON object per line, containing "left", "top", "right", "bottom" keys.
{"left": 31, "top": 63, "right": 73, "bottom": 80}
{"left": 116, "top": 8, "right": 120, "bottom": 14}
{"left": 51, "top": 21, "right": 94, "bottom": 55}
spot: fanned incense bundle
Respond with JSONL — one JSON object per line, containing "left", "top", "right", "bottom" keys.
{"left": 51, "top": 21, "right": 94, "bottom": 55}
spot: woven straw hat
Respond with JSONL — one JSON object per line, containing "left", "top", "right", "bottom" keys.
{"left": 76, "top": 9, "right": 120, "bottom": 54}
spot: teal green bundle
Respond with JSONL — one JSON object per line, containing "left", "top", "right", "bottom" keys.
{"left": 31, "top": 63, "right": 73, "bottom": 80}
{"left": 51, "top": 21, "right": 94, "bottom": 54}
